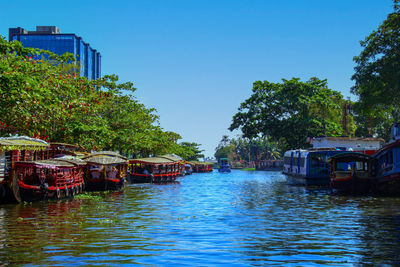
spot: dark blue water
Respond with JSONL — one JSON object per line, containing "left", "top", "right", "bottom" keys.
{"left": 1, "top": 170, "right": 400, "bottom": 266}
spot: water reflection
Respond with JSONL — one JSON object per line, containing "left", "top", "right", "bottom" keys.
{"left": 0, "top": 171, "right": 399, "bottom": 265}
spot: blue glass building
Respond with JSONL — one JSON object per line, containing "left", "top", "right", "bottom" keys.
{"left": 9, "top": 26, "right": 101, "bottom": 80}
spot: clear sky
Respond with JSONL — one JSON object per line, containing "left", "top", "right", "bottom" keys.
{"left": 0, "top": 0, "right": 394, "bottom": 158}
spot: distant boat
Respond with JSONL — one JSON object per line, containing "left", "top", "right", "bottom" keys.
{"left": 218, "top": 158, "right": 231, "bottom": 173}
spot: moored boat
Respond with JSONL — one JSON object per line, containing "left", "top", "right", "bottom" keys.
{"left": 373, "top": 123, "right": 400, "bottom": 195}
{"left": 283, "top": 148, "right": 346, "bottom": 185}
{"left": 13, "top": 157, "right": 85, "bottom": 201}
{"left": 283, "top": 136, "right": 383, "bottom": 186}
{"left": 0, "top": 136, "right": 50, "bottom": 202}
{"left": 128, "top": 157, "right": 180, "bottom": 183}
{"left": 191, "top": 161, "right": 214, "bottom": 173}
{"left": 329, "top": 152, "right": 376, "bottom": 194}
{"left": 82, "top": 151, "right": 128, "bottom": 191}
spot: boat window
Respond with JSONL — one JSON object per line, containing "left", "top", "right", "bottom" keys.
{"left": 300, "top": 157, "right": 305, "bottom": 167}
{"left": 336, "top": 162, "right": 351, "bottom": 171}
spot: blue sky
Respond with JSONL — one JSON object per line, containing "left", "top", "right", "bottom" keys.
{"left": 0, "top": 0, "right": 394, "bottom": 158}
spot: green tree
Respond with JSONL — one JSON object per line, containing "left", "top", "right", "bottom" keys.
{"left": 351, "top": 0, "right": 400, "bottom": 139}
{"left": 0, "top": 36, "right": 199, "bottom": 156}
{"left": 229, "top": 77, "right": 354, "bottom": 151}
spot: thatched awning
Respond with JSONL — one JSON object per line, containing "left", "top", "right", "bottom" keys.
{"left": 83, "top": 152, "right": 128, "bottom": 165}
{"left": 130, "top": 157, "right": 175, "bottom": 165}
{"left": 159, "top": 154, "right": 183, "bottom": 162}
{"left": 0, "top": 136, "right": 49, "bottom": 151}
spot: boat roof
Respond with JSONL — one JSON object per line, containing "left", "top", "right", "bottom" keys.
{"left": 130, "top": 157, "right": 175, "bottom": 164}
{"left": 16, "top": 159, "right": 77, "bottom": 168}
{"left": 82, "top": 152, "right": 128, "bottom": 165}
{"left": 372, "top": 140, "right": 400, "bottom": 158}
{"left": 159, "top": 154, "right": 183, "bottom": 162}
{"left": 328, "top": 152, "right": 374, "bottom": 162}
{"left": 0, "top": 136, "right": 49, "bottom": 151}
{"left": 50, "top": 142, "right": 78, "bottom": 148}
{"left": 53, "top": 156, "right": 87, "bottom": 166}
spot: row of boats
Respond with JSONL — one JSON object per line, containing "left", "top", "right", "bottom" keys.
{"left": 0, "top": 137, "right": 214, "bottom": 203}
{"left": 283, "top": 123, "right": 400, "bottom": 195}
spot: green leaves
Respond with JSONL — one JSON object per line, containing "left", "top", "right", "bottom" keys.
{"left": 230, "top": 77, "right": 354, "bottom": 151}
{"left": 352, "top": 0, "right": 400, "bottom": 140}
{"left": 0, "top": 35, "right": 192, "bottom": 156}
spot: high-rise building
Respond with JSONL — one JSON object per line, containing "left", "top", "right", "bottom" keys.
{"left": 9, "top": 26, "right": 101, "bottom": 80}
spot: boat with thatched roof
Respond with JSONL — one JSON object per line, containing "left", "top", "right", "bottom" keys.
{"left": 13, "top": 157, "right": 86, "bottom": 201}
{"left": 82, "top": 151, "right": 128, "bottom": 191}
{"left": 0, "top": 136, "right": 50, "bottom": 202}
{"left": 128, "top": 156, "right": 181, "bottom": 183}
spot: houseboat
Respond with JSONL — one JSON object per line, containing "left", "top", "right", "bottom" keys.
{"left": 82, "top": 151, "right": 128, "bottom": 191}
{"left": 0, "top": 136, "right": 50, "bottom": 203}
{"left": 372, "top": 123, "right": 400, "bottom": 195}
{"left": 283, "top": 148, "right": 346, "bottom": 185}
{"left": 218, "top": 158, "right": 231, "bottom": 173}
{"left": 128, "top": 157, "right": 181, "bottom": 183}
{"left": 283, "top": 136, "right": 383, "bottom": 186}
{"left": 191, "top": 161, "right": 214, "bottom": 173}
{"left": 159, "top": 154, "right": 185, "bottom": 176}
{"left": 13, "top": 157, "right": 85, "bottom": 201}
{"left": 329, "top": 152, "right": 376, "bottom": 194}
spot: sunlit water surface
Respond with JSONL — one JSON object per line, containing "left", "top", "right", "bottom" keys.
{"left": 1, "top": 170, "right": 400, "bottom": 266}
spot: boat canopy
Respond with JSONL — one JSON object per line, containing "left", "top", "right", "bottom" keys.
{"left": 16, "top": 159, "right": 78, "bottom": 168}
{"left": 328, "top": 152, "right": 374, "bottom": 162}
{"left": 159, "top": 154, "right": 183, "bottom": 162}
{"left": 83, "top": 152, "right": 128, "bottom": 165}
{"left": 130, "top": 157, "right": 176, "bottom": 165}
{"left": 0, "top": 136, "right": 49, "bottom": 151}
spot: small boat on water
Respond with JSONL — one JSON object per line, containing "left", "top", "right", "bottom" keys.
{"left": 82, "top": 151, "right": 128, "bottom": 191}
{"left": 128, "top": 157, "right": 181, "bottom": 183}
{"left": 190, "top": 161, "right": 214, "bottom": 173}
{"left": 329, "top": 152, "right": 376, "bottom": 194}
{"left": 218, "top": 158, "right": 231, "bottom": 173}
{"left": 0, "top": 136, "right": 50, "bottom": 202}
{"left": 13, "top": 157, "right": 85, "bottom": 201}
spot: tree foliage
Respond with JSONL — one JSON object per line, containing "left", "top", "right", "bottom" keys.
{"left": 0, "top": 36, "right": 200, "bottom": 157}
{"left": 214, "top": 135, "right": 280, "bottom": 163}
{"left": 351, "top": 0, "right": 400, "bottom": 139}
{"left": 229, "top": 77, "right": 355, "bottom": 151}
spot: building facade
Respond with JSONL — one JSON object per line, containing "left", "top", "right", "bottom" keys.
{"left": 9, "top": 26, "right": 101, "bottom": 80}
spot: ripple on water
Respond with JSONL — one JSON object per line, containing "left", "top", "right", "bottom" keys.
{"left": 1, "top": 170, "right": 400, "bottom": 265}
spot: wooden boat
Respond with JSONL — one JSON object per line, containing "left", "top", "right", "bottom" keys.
{"left": 0, "top": 136, "right": 50, "bottom": 202}
{"left": 159, "top": 154, "right": 185, "bottom": 176}
{"left": 218, "top": 158, "right": 231, "bottom": 173}
{"left": 128, "top": 157, "right": 180, "bottom": 183}
{"left": 13, "top": 157, "right": 85, "bottom": 201}
{"left": 191, "top": 161, "right": 214, "bottom": 173}
{"left": 82, "top": 151, "right": 128, "bottom": 191}
{"left": 329, "top": 152, "right": 376, "bottom": 194}
{"left": 49, "top": 142, "right": 79, "bottom": 158}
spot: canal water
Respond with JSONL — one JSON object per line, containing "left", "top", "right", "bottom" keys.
{"left": 1, "top": 170, "right": 400, "bottom": 266}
